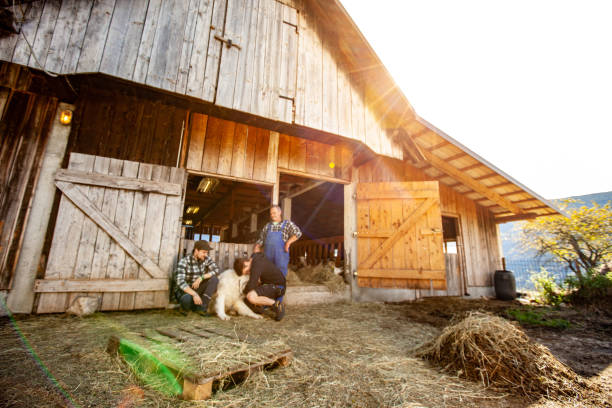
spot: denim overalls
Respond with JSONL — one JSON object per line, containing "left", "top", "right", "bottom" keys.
{"left": 264, "top": 221, "right": 289, "bottom": 301}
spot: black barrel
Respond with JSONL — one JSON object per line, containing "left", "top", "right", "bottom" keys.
{"left": 494, "top": 270, "right": 517, "bottom": 300}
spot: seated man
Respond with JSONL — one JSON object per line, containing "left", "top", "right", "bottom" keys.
{"left": 238, "top": 252, "right": 287, "bottom": 321}
{"left": 174, "top": 240, "right": 219, "bottom": 314}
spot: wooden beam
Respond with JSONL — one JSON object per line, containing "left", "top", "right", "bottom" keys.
{"left": 486, "top": 181, "right": 513, "bottom": 189}
{"left": 427, "top": 140, "right": 450, "bottom": 151}
{"left": 285, "top": 180, "right": 325, "bottom": 199}
{"left": 474, "top": 172, "right": 498, "bottom": 181}
{"left": 420, "top": 150, "right": 525, "bottom": 215}
{"left": 500, "top": 190, "right": 525, "bottom": 198}
{"left": 458, "top": 162, "right": 484, "bottom": 172}
{"left": 55, "top": 181, "right": 166, "bottom": 279}
{"left": 358, "top": 268, "right": 445, "bottom": 280}
{"left": 513, "top": 198, "right": 540, "bottom": 204}
{"left": 495, "top": 213, "right": 542, "bottom": 223}
{"left": 278, "top": 168, "right": 350, "bottom": 184}
{"left": 56, "top": 169, "right": 182, "bottom": 195}
{"left": 443, "top": 152, "right": 467, "bottom": 162}
{"left": 200, "top": 184, "right": 236, "bottom": 220}
{"left": 34, "top": 279, "right": 169, "bottom": 292}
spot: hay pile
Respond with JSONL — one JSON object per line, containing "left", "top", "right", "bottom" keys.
{"left": 289, "top": 262, "right": 346, "bottom": 293}
{"left": 416, "top": 312, "right": 595, "bottom": 400}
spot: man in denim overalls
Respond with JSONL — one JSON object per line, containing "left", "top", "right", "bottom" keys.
{"left": 254, "top": 205, "right": 302, "bottom": 316}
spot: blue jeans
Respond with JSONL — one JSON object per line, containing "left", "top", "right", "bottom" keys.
{"left": 176, "top": 275, "right": 219, "bottom": 312}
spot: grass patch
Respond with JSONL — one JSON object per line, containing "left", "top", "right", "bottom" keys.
{"left": 506, "top": 308, "right": 571, "bottom": 329}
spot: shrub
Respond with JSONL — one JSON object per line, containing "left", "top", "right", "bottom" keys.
{"left": 530, "top": 268, "right": 565, "bottom": 306}
{"left": 564, "top": 269, "right": 612, "bottom": 305}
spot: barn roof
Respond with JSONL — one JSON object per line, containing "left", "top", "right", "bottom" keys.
{"left": 323, "top": 0, "right": 561, "bottom": 222}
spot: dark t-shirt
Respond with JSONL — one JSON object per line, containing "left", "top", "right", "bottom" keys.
{"left": 244, "top": 253, "right": 286, "bottom": 294}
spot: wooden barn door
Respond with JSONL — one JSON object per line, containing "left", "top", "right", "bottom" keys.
{"left": 356, "top": 181, "right": 446, "bottom": 290}
{"left": 36, "top": 154, "right": 186, "bottom": 313}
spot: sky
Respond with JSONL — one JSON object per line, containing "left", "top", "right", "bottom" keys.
{"left": 341, "top": 0, "right": 612, "bottom": 199}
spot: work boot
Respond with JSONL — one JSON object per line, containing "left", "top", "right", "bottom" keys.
{"left": 273, "top": 300, "right": 285, "bottom": 321}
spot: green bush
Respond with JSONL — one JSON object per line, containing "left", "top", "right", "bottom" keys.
{"left": 506, "top": 308, "right": 570, "bottom": 329}
{"left": 530, "top": 268, "right": 565, "bottom": 306}
{"left": 564, "top": 269, "right": 612, "bottom": 304}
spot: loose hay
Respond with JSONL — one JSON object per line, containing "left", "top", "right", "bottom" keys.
{"left": 291, "top": 263, "right": 346, "bottom": 293}
{"left": 416, "top": 311, "right": 596, "bottom": 401}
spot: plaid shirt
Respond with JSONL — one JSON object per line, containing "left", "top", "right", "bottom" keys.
{"left": 175, "top": 255, "right": 219, "bottom": 291}
{"left": 256, "top": 220, "right": 302, "bottom": 247}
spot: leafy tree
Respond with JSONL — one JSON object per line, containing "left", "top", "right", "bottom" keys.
{"left": 520, "top": 199, "right": 612, "bottom": 285}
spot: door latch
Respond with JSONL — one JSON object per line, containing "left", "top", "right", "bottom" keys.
{"left": 214, "top": 35, "right": 242, "bottom": 50}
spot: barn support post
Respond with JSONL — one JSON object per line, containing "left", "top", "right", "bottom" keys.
{"left": 250, "top": 213, "right": 258, "bottom": 233}
{"left": 343, "top": 167, "right": 358, "bottom": 302}
{"left": 282, "top": 197, "right": 291, "bottom": 220}
{"left": 7, "top": 102, "right": 74, "bottom": 314}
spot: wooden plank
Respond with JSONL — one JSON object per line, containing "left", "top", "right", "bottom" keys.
{"left": 216, "top": 0, "right": 248, "bottom": 108}
{"left": 252, "top": 127, "right": 270, "bottom": 181}
{"left": 55, "top": 169, "right": 182, "bottom": 195}
{"left": 277, "top": 133, "right": 290, "bottom": 169}
{"left": 100, "top": 0, "right": 149, "bottom": 78}
{"left": 293, "top": 0, "right": 307, "bottom": 125}
{"left": 276, "top": 4, "right": 298, "bottom": 123}
{"left": 60, "top": 0, "right": 94, "bottom": 73}
{"left": 230, "top": 123, "right": 248, "bottom": 178}
{"left": 288, "top": 135, "right": 306, "bottom": 173}
{"left": 54, "top": 180, "right": 166, "bottom": 279}
{"left": 201, "top": 0, "right": 226, "bottom": 101}
{"left": 337, "top": 66, "right": 352, "bottom": 139}
{"left": 133, "top": 0, "right": 163, "bottom": 83}
{"left": 232, "top": 0, "right": 260, "bottom": 113}
{"left": 155, "top": 167, "right": 185, "bottom": 308}
{"left": 73, "top": 156, "right": 110, "bottom": 282}
{"left": 45, "top": 0, "right": 79, "bottom": 73}
{"left": 11, "top": 3, "right": 44, "bottom": 66}
{"left": 134, "top": 165, "right": 169, "bottom": 308}
{"left": 34, "top": 279, "right": 169, "bottom": 293}
{"left": 175, "top": 0, "right": 201, "bottom": 93}
{"left": 358, "top": 269, "right": 446, "bottom": 280}
{"left": 201, "top": 116, "right": 223, "bottom": 173}
{"left": 321, "top": 45, "right": 338, "bottom": 134}
{"left": 37, "top": 153, "right": 94, "bottom": 313}
{"left": 77, "top": 0, "right": 116, "bottom": 72}
{"left": 251, "top": 0, "right": 272, "bottom": 116}
{"left": 216, "top": 119, "right": 237, "bottom": 176}
{"left": 102, "top": 160, "right": 139, "bottom": 311}
{"left": 303, "top": 5, "right": 322, "bottom": 129}
{"left": 266, "top": 0, "right": 283, "bottom": 121}
{"left": 186, "top": 113, "right": 208, "bottom": 171}
{"left": 265, "top": 131, "right": 279, "bottom": 183}
{"left": 349, "top": 78, "right": 366, "bottom": 143}
{"left": 186, "top": 0, "right": 216, "bottom": 97}
{"left": 244, "top": 125, "right": 257, "bottom": 179}
{"left": 90, "top": 159, "right": 123, "bottom": 282}
{"left": 355, "top": 190, "right": 438, "bottom": 200}
{"left": 152, "top": 0, "right": 190, "bottom": 90}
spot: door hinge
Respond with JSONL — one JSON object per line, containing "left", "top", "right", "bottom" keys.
{"left": 214, "top": 34, "right": 242, "bottom": 50}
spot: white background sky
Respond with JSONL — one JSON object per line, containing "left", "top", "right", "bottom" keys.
{"left": 341, "top": 0, "right": 612, "bottom": 199}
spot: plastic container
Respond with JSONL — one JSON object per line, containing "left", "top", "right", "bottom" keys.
{"left": 494, "top": 269, "right": 517, "bottom": 301}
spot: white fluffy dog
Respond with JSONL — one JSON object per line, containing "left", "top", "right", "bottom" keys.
{"left": 208, "top": 268, "right": 262, "bottom": 321}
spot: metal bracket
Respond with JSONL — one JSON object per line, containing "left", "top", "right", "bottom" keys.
{"left": 214, "top": 35, "right": 242, "bottom": 50}
{"left": 352, "top": 231, "right": 358, "bottom": 238}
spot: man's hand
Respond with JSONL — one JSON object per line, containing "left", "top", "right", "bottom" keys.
{"left": 192, "top": 277, "right": 202, "bottom": 289}
{"left": 192, "top": 293, "right": 203, "bottom": 305}
{"left": 284, "top": 242, "right": 291, "bottom": 253}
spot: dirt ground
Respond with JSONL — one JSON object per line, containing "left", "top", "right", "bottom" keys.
{"left": 0, "top": 298, "right": 610, "bottom": 408}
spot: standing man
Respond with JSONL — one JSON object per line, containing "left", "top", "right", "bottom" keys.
{"left": 254, "top": 205, "right": 302, "bottom": 280}
{"left": 174, "top": 240, "right": 220, "bottom": 314}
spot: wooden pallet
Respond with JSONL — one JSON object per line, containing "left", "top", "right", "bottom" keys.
{"left": 107, "top": 325, "right": 292, "bottom": 400}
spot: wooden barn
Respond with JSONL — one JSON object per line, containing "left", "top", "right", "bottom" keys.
{"left": 0, "top": 0, "right": 559, "bottom": 314}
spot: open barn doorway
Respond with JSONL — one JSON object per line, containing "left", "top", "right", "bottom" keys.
{"left": 278, "top": 173, "right": 346, "bottom": 290}
{"left": 180, "top": 173, "right": 272, "bottom": 270}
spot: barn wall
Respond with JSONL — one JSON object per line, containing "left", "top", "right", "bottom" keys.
{"left": 0, "top": 0, "right": 403, "bottom": 159}
{"left": 68, "top": 94, "right": 187, "bottom": 167}
{"left": 0, "top": 86, "right": 58, "bottom": 290}
{"left": 357, "top": 157, "right": 501, "bottom": 288}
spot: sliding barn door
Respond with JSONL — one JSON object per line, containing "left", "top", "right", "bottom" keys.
{"left": 36, "top": 153, "right": 185, "bottom": 313}
{"left": 356, "top": 181, "right": 446, "bottom": 290}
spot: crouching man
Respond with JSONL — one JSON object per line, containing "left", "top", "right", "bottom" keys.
{"left": 174, "top": 240, "right": 219, "bottom": 315}
{"left": 238, "top": 252, "right": 287, "bottom": 321}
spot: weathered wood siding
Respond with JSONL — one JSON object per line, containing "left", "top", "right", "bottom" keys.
{"left": 0, "top": 0, "right": 403, "bottom": 158}
{"left": 68, "top": 94, "right": 187, "bottom": 167}
{"left": 0, "top": 85, "right": 58, "bottom": 290}
{"left": 358, "top": 157, "right": 501, "bottom": 288}
{"left": 185, "top": 113, "right": 279, "bottom": 184}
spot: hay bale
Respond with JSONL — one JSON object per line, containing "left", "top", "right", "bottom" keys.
{"left": 416, "top": 312, "right": 594, "bottom": 400}
{"left": 294, "top": 262, "right": 346, "bottom": 293}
